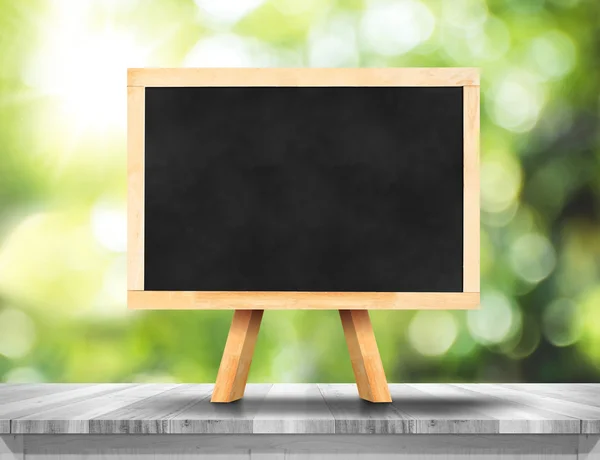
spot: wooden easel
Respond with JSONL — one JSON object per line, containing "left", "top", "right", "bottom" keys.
{"left": 211, "top": 309, "right": 391, "bottom": 403}
{"left": 127, "top": 68, "right": 480, "bottom": 406}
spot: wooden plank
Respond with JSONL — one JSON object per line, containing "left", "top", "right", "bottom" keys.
{"left": 339, "top": 310, "right": 391, "bottom": 403}
{"left": 128, "top": 68, "right": 480, "bottom": 88}
{"left": 128, "top": 291, "right": 480, "bottom": 310}
{"left": 0, "top": 384, "right": 90, "bottom": 405}
{"left": 253, "top": 384, "right": 335, "bottom": 434}
{"left": 170, "top": 384, "right": 272, "bottom": 433}
{"left": 10, "top": 384, "right": 176, "bottom": 434}
{"left": 0, "top": 384, "right": 96, "bottom": 432}
{"left": 390, "top": 384, "right": 498, "bottom": 434}
{"left": 414, "top": 384, "right": 579, "bottom": 434}
{"left": 0, "top": 384, "right": 597, "bottom": 437}
{"left": 456, "top": 384, "right": 600, "bottom": 434}
{"left": 90, "top": 384, "right": 212, "bottom": 434}
{"left": 463, "top": 84, "right": 480, "bottom": 293}
{"left": 212, "top": 310, "right": 263, "bottom": 403}
{"left": 502, "top": 384, "right": 600, "bottom": 409}
{"left": 21, "top": 434, "right": 581, "bottom": 459}
{"left": 0, "top": 435, "right": 23, "bottom": 460}
{"left": 0, "top": 386, "right": 19, "bottom": 396}
{"left": 501, "top": 384, "right": 600, "bottom": 435}
{"left": 319, "top": 384, "right": 413, "bottom": 433}
{"left": 0, "top": 384, "right": 133, "bottom": 429}
{"left": 127, "top": 86, "right": 145, "bottom": 291}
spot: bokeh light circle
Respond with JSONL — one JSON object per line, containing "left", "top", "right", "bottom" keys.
{"left": 408, "top": 311, "right": 458, "bottom": 357}
{"left": 0, "top": 308, "right": 36, "bottom": 360}
{"left": 489, "top": 70, "right": 545, "bottom": 132}
{"left": 542, "top": 298, "right": 583, "bottom": 347}
{"left": 481, "top": 158, "right": 522, "bottom": 214}
{"left": 467, "top": 291, "right": 518, "bottom": 346}
{"left": 509, "top": 233, "right": 557, "bottom": 284}
{"left": 530, "top": 30, "right": 576, "bottom": 81}
{"left": 361, "top": 0, "right": 435, "bottom": 56}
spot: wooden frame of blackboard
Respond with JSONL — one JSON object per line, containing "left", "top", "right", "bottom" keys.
{"left": 127, "top": 68, "right": 480, "bottom": 403}
{"left": 127, "top": 68, "right": 480, "bottom": 310}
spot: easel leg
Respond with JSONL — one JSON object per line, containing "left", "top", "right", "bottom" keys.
{"left": 211, "top": 310, "right": 263, "bottom": 403}
{"left": 339, "top": 310, "right": 392, "bottom": 403}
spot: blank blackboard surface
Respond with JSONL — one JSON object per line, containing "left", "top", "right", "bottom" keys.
{"left": 144, "top": 86, "right": 463, "bottom": 292}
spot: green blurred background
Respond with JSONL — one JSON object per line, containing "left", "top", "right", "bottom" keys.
{"left": 0, "top": 0, "right": 599, "bottom": 384}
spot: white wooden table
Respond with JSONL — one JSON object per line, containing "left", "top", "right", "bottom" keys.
{"left": 1, "top": 383, "right": 599, "bottom": 459}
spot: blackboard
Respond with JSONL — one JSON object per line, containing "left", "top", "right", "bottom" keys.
{"left": 143, "top": 86, "right": 464, "bottom": 292}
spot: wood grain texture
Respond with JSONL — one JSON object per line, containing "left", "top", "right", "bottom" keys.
{"left": 253, "top": 384, "right": 335, "bottom": 433}
{"left": 0, "top": 385, "right": 92, "bottom": 432}
{"left": 501, "top": 384, "right": 600, "bottom": 435}
{"left": 10, "top": 384, "right": 176, "bottom": 434}
{"left": 19, "top": 434, "right": 590, "bottom": 459}
{"left": 0, "top": 384, "right": 89, "bottom": 405}
{"left": 390, "top": 384, "right": 498, "bottom": 434}
{"left": 171, "top": 384, "right": 272, "bottom": 433}
{"left": 1, "top": 384, "right": 136, "bottom": 433}
{"left": 128, "top": 291, "right": 480, "bottom": 310}
{"left": 127, "top": 86, "right": 145, "bottom": 291}
{"left": 1, "top": 384, "right": 599, "bottom": 435}
{"left": 502, "top": 384, "right": 600, "bottom": 409}
{"left": 414, "top": 384, "right": 580, "bottom": 434}
{"left": 128, "top": 68, "right": 480, "bottom": 88}
{"left": 339, "top": 310, "right": 391, "bottom": 403}
{"left": 90, "top": 384, "right": 212, "bottom": 434}
{"left": 212, "top": 310, "right": 264, "bottom": 403}
{"left": 463, "top": 85, "right": 480, "bottom": 293}
{"left": 456, "top": 384, "right": 600, "bottom": 434}
{"left": 318, "top": 384, "right": 412, "bottom": 433}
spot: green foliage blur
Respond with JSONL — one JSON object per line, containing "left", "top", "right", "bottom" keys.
{"left": 0, "top": 0, "right": 599, "bottom": 384}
